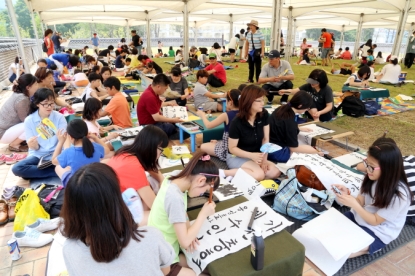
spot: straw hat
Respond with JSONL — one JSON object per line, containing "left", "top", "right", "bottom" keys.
{"left": 247, "top": 20, "right": 259, "bottom": 28}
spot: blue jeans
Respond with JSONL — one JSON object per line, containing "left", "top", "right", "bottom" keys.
{"left": 136, "top": 46, "right": 142, "bottom": 55}
{"left": 12, "top": 155, "right": 57, "bottom": 179}
{"left": 54, "top": 47, "right": 62, "bottom": 53}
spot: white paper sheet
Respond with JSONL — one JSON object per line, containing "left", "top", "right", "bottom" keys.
{"left": 158, "top": 156, "right": 189, "bottom": 169}
{"left": 184, "top": 199, "right": 293, "bottom": 275}
{"left": 230, "top": 169, "right": 266, "bottom": 200}
{"left": 162, "top": 106, "right": 189, "bottom": 121}
{"left": 333, "top": 152, "right": 366, "bottom": 167}
{"left": 298, "top": 124, "right": 335, "bottom": 145}
{"left": 293, "top": 208, "right": 374, "bottom": 276}
{"left": 286, "top": 153, "right": 364, "bottom": 197}
{"left": 172, "top": 145, "right": 190, "bottom": 154}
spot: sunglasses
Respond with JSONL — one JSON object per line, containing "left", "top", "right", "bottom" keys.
{"left": 363, "top": 159, "right": 380, "bottom": 173}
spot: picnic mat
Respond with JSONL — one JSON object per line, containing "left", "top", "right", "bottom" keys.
{"left": 208, "top": 156, "right": 415, "bottom": 276}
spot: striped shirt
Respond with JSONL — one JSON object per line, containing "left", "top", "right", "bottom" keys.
{"left": 404, "top": 155, "right": 415, "bottom": 216}
{"left": 247, "top": 31, "right": 264, "bottom": 51}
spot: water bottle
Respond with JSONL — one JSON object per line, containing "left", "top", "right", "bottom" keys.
{"left": 250, "top": 227, "right": 265, "bottom": 270}
{"left": 122, "top": 188, "right": 144, "bottom": 224}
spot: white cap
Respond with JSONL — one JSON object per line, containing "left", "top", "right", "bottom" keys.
{"left": 254, "top": 227, "right": 262, "bottom": 236}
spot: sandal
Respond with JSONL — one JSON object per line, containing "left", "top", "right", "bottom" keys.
{"left": 8, "top": 145, "right": 28, "bottom": 152}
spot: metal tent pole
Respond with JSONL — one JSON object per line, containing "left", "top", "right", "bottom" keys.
{"left": 352, "top": 13, "right": 364, "bottom": 60}
{"left": 392, "top": 0, "right": 411, "bottom": 56}
{"left": 5, "top": 0, "right": 30, "bottom": 71}
{"left": 229, "top": 14, "right": 233, "bottom": 42}
{"left": 340, "top": 25, "right": 345, "bottom": 49}
{"left": 183, "top": 0, "right": 189, "bottom": 65}
{"left": 145, "top": 12, "right": 152, "bottom": 58}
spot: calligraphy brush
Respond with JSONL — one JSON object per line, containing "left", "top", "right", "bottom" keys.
{"left": 180, "top": 157, "right": 185, "bottom": 168}
{"left": 209, "top": 185, "right": 213, "bottom": 203}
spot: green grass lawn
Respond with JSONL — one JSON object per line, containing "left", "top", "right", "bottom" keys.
{"left": 156, "top": 56, "right": 415, "bottom": 155}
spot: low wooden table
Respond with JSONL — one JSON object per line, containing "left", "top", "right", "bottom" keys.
{"left": 188, "top": 196, "right": 305, "bottom": 276}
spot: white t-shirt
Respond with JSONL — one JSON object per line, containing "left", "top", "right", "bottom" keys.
{"left": 228, "top": 37, "right": 240, "bottom": 50}
{"left": 208, "top": 48, "right": 222, "bottom": 61}
{"left": 8, "top": 63, "right": 17, "bottom": 78}
{"left": 369, "top": 67, "right": 375, "bottom": 81}
{"left": 344, "top": 74, "right": 363, "bottom": 85}
{"left": 380, "top": 64, "right": 401, "bottom": 84}
{"left": 351, "top": 182, "right": 410, "bottom": 244}
{"left": 375, "top": 57, "right": 385, "bottom": 64}
{"left": 73, "top": 73, "right": 88, "bottom": 82}
{"left": 361, "top": 45, "right": 370, "bottom": 57}
{"left": 84, "top": 120, "right": 101, "bottom": 137}
{"left": 81, "top": 86, "right": 94, "bottom": 101}
{"left": 198, "top": 54, "right": 206, "bottom": 67}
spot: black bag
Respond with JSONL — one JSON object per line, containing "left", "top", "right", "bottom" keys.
{"left": 36, "top": 184, "right": 65, "bottom": 218}
{"left": 335, "top": 96, "right": 366, "bottom": 117}
{"left": 189, "top": 58, "right": 200, "bottom": 69}
{"left": 364, "top": 101, "right": 381, "bottom": 115}
{"left": 42, "top": 42, "right": 47, "bottom": 53}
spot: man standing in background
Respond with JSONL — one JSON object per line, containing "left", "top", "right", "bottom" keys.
{"left": 130, "top": 30, "right": 142, "bottom": 54}
{"left": 52, "top": 31, "right": 64, "bottom": 53}
{"left": 90, "top": 33, "right": 100, "bottom": 55}
{"left": 319, "top": 28, "right": 332, "bottom": 66}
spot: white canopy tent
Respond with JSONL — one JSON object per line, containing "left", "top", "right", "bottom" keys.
{"left": 10, "top": 0, "right": 415, "bottom": 64}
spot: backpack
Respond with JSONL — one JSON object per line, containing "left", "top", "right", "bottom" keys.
{"left": 364, "top": 101, "right": 381, "bottom": 115}
{"left": 36, "top": 184, "right": 65, "bottom": 219}
{"left": 188, "top": 58, "right": 200, "bottom": 69}
{"left": 335, "top": 96, "right": 366, "bottom": 117}
{"left": 42, "top": 42, "right": 47, "bottom": 53}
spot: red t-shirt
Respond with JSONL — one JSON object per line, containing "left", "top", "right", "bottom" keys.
{"left": 340, "top": 51, "right": 352, "bottom": 60}
{"left": 107, "top": 153, "right": 149, "bottom": 193}
{"left": 137, "top": 85, "right": 162, "bottom": 125}
{"left": 205, "top": 63, "right": 227, "bottom": 84}
{"left": 322, "top": 32, "right": 332, "bottom": 48}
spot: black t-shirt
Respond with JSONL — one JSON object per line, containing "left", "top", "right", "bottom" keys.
{"left": 132, "top": 34, "right": 141, "bottom": 46}
{"left": 268, "top": 107, "right": 299, "bottom": 147}
{"left": 299, "top": 83, "right": 334, "bottom": 122}
{"left": 303, "top": 53, "right": 310, "bottom": 63}
{"left": 228, "top": 110, "right": 269, "bottom": 153}
{"left": 98, "top": 49, "right": 111, "bottom": 57}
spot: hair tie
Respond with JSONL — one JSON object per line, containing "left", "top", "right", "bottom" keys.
{"left": 238, "top": 95, "right": 241, "bottom": 100}
{"left": 374, "top": 146, "right": 381, "bottom": 150}
{"left": 287, "top": 102, "right": 291, "bottom": 107}
{"left": 200, "top": 155, "right": 211, "bottom": 161}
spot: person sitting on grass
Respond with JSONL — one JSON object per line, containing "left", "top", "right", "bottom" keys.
{"left": 193, "top": 70, "right": 224, "bottom": 112}
{"left": 167, "top": 67, "right": 189, "bottom": 107}
{"left": 279, "top": 69, "right": 334, "bottom": 122}
{"left": 137, "top": 74, "right": 188, "bottom": 140}
{"left": 340, "top": 47, "right": 352, "bottom": 60}
{"left": 197, "top": 89, "right": 241, "bottom": 162}
{"left": 268, "top": 91, "right": 323, "bottom": 163}
{"left": 375, "top": 56, "right": 401, "bottom": 85}
{"left": 100, "top": 77, "right": 132, "bottom": 129}
{"left": 344, "top": 66, "right": 371, "bottom": 87}
{"left": 204, "top": 53, "right": 227, "bottom": 87}
{"left": 137, "top": 55, "right": 163, "bottom": 74}
{"left": 81, "top": 73, "right": 108, "bottom": 102}
{"left": 227, "top": 85, "right": 281, "bottom": 181}
{"left": 298, "top": 48, "right": 316, "bottom": 65}
{"left": 51, "top": 120, "right": 107, "bottom": 187}
{"left": 331, "top": 62, "right": 356, "bottom": 75}
{"left": 142, "top": 61, "right": 157, "bottom": 74}
{"left": 115, "top": 49, "right": 128, "bottom": 71}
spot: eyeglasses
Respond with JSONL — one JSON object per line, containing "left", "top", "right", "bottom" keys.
{"left": 39, "top": 102, "right": 55, "bottom": 108}
{"left": 363, "top": 159, "right": 380, "bottom": 173}
{"left": 157, "top": 147, "right": 164, "bottom": 152}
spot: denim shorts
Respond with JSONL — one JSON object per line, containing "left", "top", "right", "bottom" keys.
{"left": 344, "top": 211, "right": 386, "bottom": 255}
{"left": 226, "top": 153, "right": 251, "bottom": 169}
{"left": 321, "top": 48, "right": 330, "bottom": 58}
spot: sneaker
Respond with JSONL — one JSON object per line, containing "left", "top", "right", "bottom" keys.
{"left": 12, "top": 227, "right": 53, "bottom": 247}
{"left": 5, "top": 153, "right": 27, "bottom": 165}
{"left": 26, "top": 218, "right": 60, "bottom": 233}
{"left": 0, "top": 154, "right": 6, "bottom": 165}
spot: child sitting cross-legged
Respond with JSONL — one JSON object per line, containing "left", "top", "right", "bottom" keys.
{"left": 193, "top": 69, "right": 224, "bottom": 112}
{"left": 51, "top": 120, "right": 108, "bottom": 187}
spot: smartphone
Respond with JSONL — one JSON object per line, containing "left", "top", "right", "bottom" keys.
{"left": 332, "top": 186, "right": 342, "bottom": 195}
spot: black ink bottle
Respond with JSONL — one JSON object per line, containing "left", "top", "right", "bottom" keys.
{"left": 250, "top": 227, "right": 265, "bottom": 270}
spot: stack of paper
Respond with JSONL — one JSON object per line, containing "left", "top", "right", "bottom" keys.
{"left": 293, "top": 208, "right": 374, "bottom": 276}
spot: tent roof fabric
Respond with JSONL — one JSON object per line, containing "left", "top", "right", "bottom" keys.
{"left": 31, "top": 0, "right": 415, "bottom": 31}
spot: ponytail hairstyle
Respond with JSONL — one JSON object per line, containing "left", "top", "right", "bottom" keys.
{"left": 226, "top": 89, "right": 241, "bottom": 108}
{"left": 66, "top": 120, "right": 95, "bottom": 158}
{"left": 372, "top": 130, "right": 396, "bottom": 146}
{"left": 275, "top": 91, "right": 313, "bottom": 120}
{"left": 360, "top": 143, "right": 412, "bottom": 209}
{"left": 169, "top": 151, "right": 220, "bottom": 190}
{"left": 14, "top": 56, "right": 19, "bottom": 64}
{"left": 13, "top": 74, "right": 37, "bottom": 97}
{"left": 29, "top": 88, "right": 55, "bottom": 114}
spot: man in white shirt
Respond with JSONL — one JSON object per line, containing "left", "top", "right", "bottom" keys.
{"left": 228, "top": 34, "right": 240, "bottom": 62}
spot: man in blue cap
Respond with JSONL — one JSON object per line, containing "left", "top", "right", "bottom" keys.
{"left": 258, "top": 50, "right": 295, "bottom": 104}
